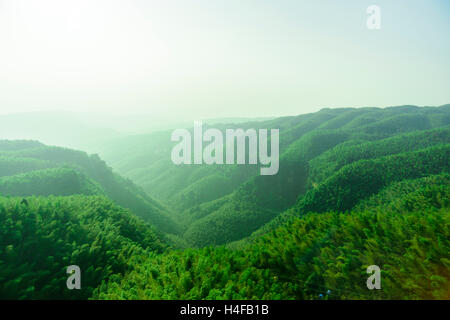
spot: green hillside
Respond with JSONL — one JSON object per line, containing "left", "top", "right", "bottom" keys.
{"left": 169, "top": 106, "right": 449, "bottom": 246}
{"left": 297, "top": 145, "right": 449, "bottom": 214}
{"left": 0, "top": 142, "right": 181, "bottom": 234}
{"left": 95, "top": 173, "right": 449, "bottom": 300}
{"left": 0, "top": 168, "right": 104, "bottom": 197}
{"left": 68, "top": 105, "right": 450, "bottom": 247}
{"left": 0, "top": 104, "right": 449, "bottom": 300}
{"left": 0, "top": 195, "right": 165, "bottom": 299}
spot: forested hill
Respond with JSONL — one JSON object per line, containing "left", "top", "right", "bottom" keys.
{"left": 0, "top": 195, "right": 166, "bottom": 299}
{"left": 91, "top": 104, "right": 450, "bottom": 246}
{"left": 0, "top": 141, "right": 175, "bottom": 299}
{"left": 0, "top": 104, "right": 449, "bottom": 300}
{"left": 95, "top": 173, "right": 449, "bottom": 300}
{"left": 0, "top": 141, "right": 180, "bottom": 234}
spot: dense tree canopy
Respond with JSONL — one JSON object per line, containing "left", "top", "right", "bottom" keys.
{"left": 95, "top": 174, "right": 449, "bottom": 299}
{"left": 0, "top": 196, "right": 165, "bottom": 299}
{"left": 0, "top": 105, "right": 449, "bottom": 300}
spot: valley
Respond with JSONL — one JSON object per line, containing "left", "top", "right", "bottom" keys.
{"left": 0, "top": 104, "right": 449, "bottom": 299}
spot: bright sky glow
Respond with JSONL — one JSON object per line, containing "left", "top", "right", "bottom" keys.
{"left": 0, "top": 0, "right": 449, "bottom": 119}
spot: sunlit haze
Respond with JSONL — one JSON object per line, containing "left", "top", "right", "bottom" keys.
{"left": 0, "top": 0, "right": 449, "bottom": 120}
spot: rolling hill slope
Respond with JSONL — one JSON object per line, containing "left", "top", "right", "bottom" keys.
{"left": 86, "top": 105, "right": 449, "bottom": 246}
{"left": 0, "top": 141, "right": 181, "bottom": 234}
{"left": 95, "top": 172, "right": 449, "bottom": 300}
{"left": 1, "top": 104, "right": 449, "bottom": 300}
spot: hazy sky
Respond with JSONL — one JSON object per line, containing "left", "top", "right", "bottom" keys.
{"left": 0, "top": 0, "right": 449, "bottom": 119}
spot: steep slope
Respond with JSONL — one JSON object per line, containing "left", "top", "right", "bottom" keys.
{"left": 0, "top": 141, "right": 181, "bottom": 234}
{"left": 297, "top": 145, "right": 449, "bottom": 214}
{"left": 0, "top": 168, "right": 104, "bottom": 197}
{"left": 95, "top": 173, "right": 449, "bottom": 300}
{"left": 0, "top": 156, "right": 53, "bottom": 177}
{"left": 308, "top": 127, "right": 450, "bottom": 186}
{"left": 1, "top": 105, "right": 449, "bottom": 301}
{"left": 239, "top": 172, "right": 450, "bottom": 246}
{"left": 85, "top": 105, "right": 449, "bottom": 246}
{"left": 95, "top": 105, "right": 448, "bottom": 211}
{"left": 180, "top": 109, "right": 449, "bottom": 246}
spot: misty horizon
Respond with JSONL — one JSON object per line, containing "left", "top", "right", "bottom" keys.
{"left": 1, "top": 0, "right": 449, "bottom": 120}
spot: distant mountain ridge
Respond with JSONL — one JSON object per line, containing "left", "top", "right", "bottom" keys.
{"left": 90, "top": 104, "right": 449, "bottom": 246}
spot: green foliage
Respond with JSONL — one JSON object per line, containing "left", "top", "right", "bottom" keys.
{"left": 180, "top": 118, "right": 449, "bottom": 246}
{"left": 297, "top": 145, "right": 449, "bottom": 214}
{"left": 0, "top": 168, "right": 104, "bottom": 197}
{"left": 0, "top": 156, "right": 53, "bottom": 178}
{"left": 308, "top": 127, "right": 450, "bottom": 186}
{"left": 355, "top": 174, "right": 450, "bottom": 213}
{"left": 0, "top": 195, "right": 165, "bottom": 299}
{"left": 0, "top": 143, "right": 181, "bottom": 234}
{"left": 1, "top": 105, "right": 449, "bottom": 300}
{"left": 183, "top": 161, "right": 307, "bottom": 246}
{"left": 99, "top": 105, "right": 449, "bottom": 209}
{"left": 95, "top": 178, "right": 449, "bottom": 299}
